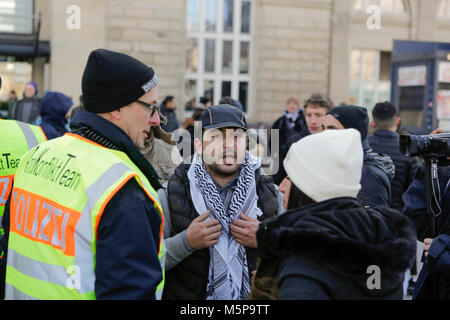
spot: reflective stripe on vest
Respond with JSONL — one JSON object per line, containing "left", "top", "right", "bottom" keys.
{"left": 5, "top": 134, "right": 164, "bottom": 300}
{"left": 155, "top": 238, "right": 166, "bottom": 300}
{"left": 0, "top": 120, "right": 47, "bottom": 237}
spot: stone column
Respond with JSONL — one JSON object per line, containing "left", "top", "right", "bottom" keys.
{"left": 329, "top": 0, "right": 352, "bottom": 107}
{"left": 49, "top": 0, "right": 106, "bottom": 101}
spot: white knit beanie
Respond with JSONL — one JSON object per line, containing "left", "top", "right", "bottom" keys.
{"left": 283, "top": 128, "right": 363, "bottom": 203}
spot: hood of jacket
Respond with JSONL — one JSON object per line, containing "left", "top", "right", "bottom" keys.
{"left": 257, "top": 197, "right": 417, "bottom": 296}
{"left": 363, "top": 139, "right": 395, "bottom": 181}
{"left": 40, "top": 91, "right": 73, "bottom": 126}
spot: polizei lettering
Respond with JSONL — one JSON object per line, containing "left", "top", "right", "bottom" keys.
{"left": 24, "top": 146, "right": 81, "bottom": 191}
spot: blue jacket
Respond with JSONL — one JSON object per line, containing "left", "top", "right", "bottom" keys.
{"left": 403, "top": 165, "right": 450, "bottom": 299}
{"left": 40, "top": 91, "right": 73, "bottom": 140}
{"left": 403, "top": 165, "right": 450, "bottom": 240}
{"left": 0, "top": 111, "right": 163, "bottom": 300}
{"left": 368, "top": 130, "right": 419, "bottom": 211}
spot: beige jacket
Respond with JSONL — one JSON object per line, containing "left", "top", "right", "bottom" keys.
{"left": 141, "top": 126, "right": 182, "bottom": 184}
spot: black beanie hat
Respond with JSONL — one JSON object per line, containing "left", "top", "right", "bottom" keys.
{"left": 82, "top": 49, "right": 159, "bottom": 113}
{"left": 327, "top": 105, "right": 369, "bottom": 140}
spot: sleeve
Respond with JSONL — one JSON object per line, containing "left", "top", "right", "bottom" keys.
{"left": 402, "top": 165, "right": 429, "bottom": 241}
{"left": 157, "top": 187, "right": 194, "bottom": 271}
{"left": 95, "top": 179, "right": 163, "bottom": 300}
{"left": 359, "top": 164, "right": 391, "bottom": 207}
{"left": 427, "top": 234, "right": 450, "bottom": 277}
{"left": 278, "top": 256, "right": 331, "bottom": 300}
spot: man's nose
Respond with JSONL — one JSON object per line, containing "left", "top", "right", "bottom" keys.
{"left": 149, "top": 111, "right": 160, "bottom": 126}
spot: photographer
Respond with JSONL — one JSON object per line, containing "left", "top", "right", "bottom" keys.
{"left": 402, "top": 129, "right": 450, "bottom": 300}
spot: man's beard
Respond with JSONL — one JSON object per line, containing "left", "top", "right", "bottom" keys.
{"left": 205, "top": 161, "right": 242, "bottom": 178}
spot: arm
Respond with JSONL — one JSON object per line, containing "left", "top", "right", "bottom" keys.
{"left": 402, "top": 166, "right": 429, "bottom": 241}
{"left": 95, "top": 179, "right": 162, "bottom": 300}
{"left": 359, "top": 164, "right": 391, "bottom": 207}
{"left": 157, "top": 187, "right": 195, "bottom": 271}
{"left": 427, "top": 234, "right": 450, "bottom": 277}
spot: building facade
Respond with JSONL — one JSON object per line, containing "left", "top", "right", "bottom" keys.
{"left": 1, "top": 0, "right": 450, "bottom": 126}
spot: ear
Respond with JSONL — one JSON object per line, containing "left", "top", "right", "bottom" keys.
{"left": 370, "top": 121, "right": 376, "bottom": 129}
{"left": 194, "top": 137, "right": 203, "bottom": 155}
{"left": 109, "top": 109, "right": 122, "bottom": 121}
{"left": 395, "top": 117, "right": 401, "bottom": 128}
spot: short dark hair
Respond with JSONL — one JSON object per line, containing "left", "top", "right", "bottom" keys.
{"left": 200, "top": 96, "right": 211, "bottom": 105}
{"left": 219, "top": 96, "right": 237, "bottom": 107}
{"left": 372, "top": 102, "right": 398, "bottom": 130}
{"left": 163, "top": 95, "right": 175, "bottom": 105}
{"left": 304, "top": 93, "right": 334, "bottom": 112}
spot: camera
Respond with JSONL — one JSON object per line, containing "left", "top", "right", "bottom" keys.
{"left": 400, "top": 133, "right": 450, "bottom": 159}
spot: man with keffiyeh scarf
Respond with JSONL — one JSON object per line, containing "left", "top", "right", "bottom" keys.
{"left": 158, "top": 105, "right": 284, "bottom": 300}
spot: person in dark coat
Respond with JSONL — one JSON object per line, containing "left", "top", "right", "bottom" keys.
{"left": 368, "top": 102, "right": 419, "bottom": 211}
{"left": 323, "top": 105, "right": 395, "bottom": 207}
{"left": 159, "top": 96, "right": 179, "bottom": 133}
{"left": 273, "top": 93, "right": 334, "bottom": 184}
{"left": 10, "top": 81, "right": 41, "bottom": 124}
{"left": 271, "top": 97, "right": 306, "bottom": 184}
{"left": 39, "top": 91, "right": 73, "bottom": 140}
{"left": 7, "top": 90, "right": 18, "bottom": 117}
{"left": 272, "top": 97, "right": 307, "bottom": 146}
{"left": 402, "top": 147, "right": 450, "bottom": 300}
{"left": 249, "top": 129, "right": 417, "bottom": 300}
{"left": 159, "top": 105, "right": 284, "bottom": 300}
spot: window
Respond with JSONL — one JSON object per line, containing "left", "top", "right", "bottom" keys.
{"left": 0, "top": 0, "right": 34, "bottom": 34}
{"left": 353, "top": 0, "right": 407, "bottom": 14}
{"left": 438, "top": 0, "right": 450, "bottom": 17}
{"left": 349, "top": 50, "right": 392, "bottom": 114}
{"left": 184, "top": 0, "right": 252, "bottom": 112}
{"left": 0, "top": 60, "right": 32, "bottom": 109}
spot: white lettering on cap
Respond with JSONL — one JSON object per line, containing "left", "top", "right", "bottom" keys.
{"left": 142, "top": 74, "right": 159, "bottom": 93}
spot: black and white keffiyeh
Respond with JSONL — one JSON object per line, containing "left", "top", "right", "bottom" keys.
{"left": 187, "top": 152, "right": 262, "bottom": 300}
{"left": 283, "top": 109, "right": 301, "bottom": 130}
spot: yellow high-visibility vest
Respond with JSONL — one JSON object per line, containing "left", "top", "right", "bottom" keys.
{"left": 0, "top": 119, "right": 47, "bottom": 241}
{"left": 5, "top": 133, "right": 164, "bottom": 299}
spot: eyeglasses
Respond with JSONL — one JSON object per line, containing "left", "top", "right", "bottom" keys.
{"left": 136, "top": 100, "right": 160, "bottom": 117}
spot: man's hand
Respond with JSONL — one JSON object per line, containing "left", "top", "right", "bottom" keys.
{"left": 431, "top": 128, "right": 444, "bottom": 135}
{"left": 424, "top": 238, "right": 433, "bottom": 257}
{"left": 230, "top": 213, "right": 260, "bottom": 248}
{"left": 186, "top": 211, "right": 222, "bottom": 250}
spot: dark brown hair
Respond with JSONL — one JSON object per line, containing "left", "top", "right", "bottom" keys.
{"left": 304, "top": 93, "right": 334, "bottom": 112}
{"left": 287, "top": 181, "right": 316, "bottom": 210}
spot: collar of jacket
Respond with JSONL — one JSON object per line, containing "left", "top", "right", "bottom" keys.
{"left": 70, "top": 110, "right": 162, "bottom": 190}
{"left": 257, "top": 196, "right": 417, "bottom": 276}
{"left": 373, "top": 129, "right": 399, "bottom": 140}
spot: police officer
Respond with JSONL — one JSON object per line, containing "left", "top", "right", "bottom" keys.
{"left": 0, "top": 76, "right": 48, "bottom": 298}
{"left": 1, "top": 49, "right": 165, "bottom": 300}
